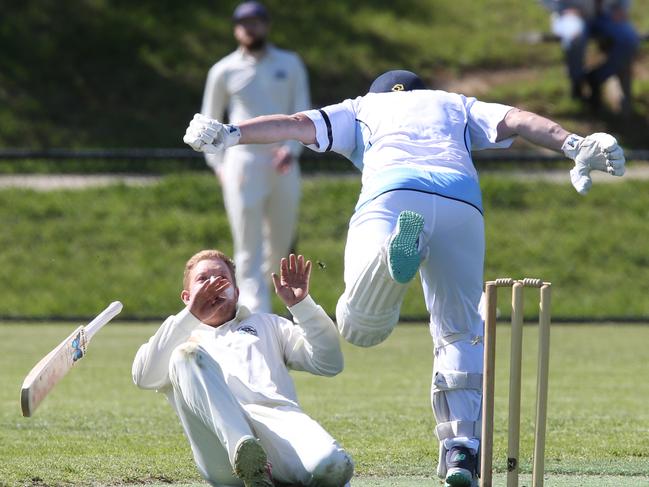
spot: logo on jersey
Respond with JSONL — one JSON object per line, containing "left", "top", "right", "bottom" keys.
{"left": 391, "top": 83, "right": 405, "bottom": 91}
{"left": 274, "top": 69, "right": 287, "bottom": 80}
{"left": 237, "top": 325, "right": 258, "bottom": 336}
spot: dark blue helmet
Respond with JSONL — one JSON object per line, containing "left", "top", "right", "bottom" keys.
{"left": 369, "top": 70, "right": 426, "bottom": 93}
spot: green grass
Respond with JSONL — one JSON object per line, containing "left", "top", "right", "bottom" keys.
{"left": 1, "top": 0, "right": 649, "bottom": 148}
{"left": 2, "top": 322, "right": 649, "bottom": 485}
{"left": 2, "top": 174, "right": 649, "bottom": 320}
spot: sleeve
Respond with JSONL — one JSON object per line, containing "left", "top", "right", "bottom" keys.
{"left": 300, "top": 98, "right": 359, "bottom": 159}
{"left": 277, "top": 295, "right": 344, "bottom": 377}
{"left": 200, "top": 62, "right": 229, "bottom": 169}
{"left": 131, "top": 307, "right": 202, "bottom": 390}
{"left": 284, "top": 54, "right": 311, "bottom": 158}
{"left": 466, "top": 97, "right": 517, "bottom": 151}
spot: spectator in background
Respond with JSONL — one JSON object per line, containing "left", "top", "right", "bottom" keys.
{"left": 542, "top": 0, "right": 639, "bottom": 112}
{"left": 200, "top": 1, "right": 311, "bottom": 313}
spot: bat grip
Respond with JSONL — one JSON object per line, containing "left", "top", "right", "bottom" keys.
{"left": 84, "top": 301, "right": 123, "bottom": 341}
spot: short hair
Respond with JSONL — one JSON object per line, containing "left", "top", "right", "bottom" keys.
{"left": 183, "top": 250, "right": 236, "bottom": 290}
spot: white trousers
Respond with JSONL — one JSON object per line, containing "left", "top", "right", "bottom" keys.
{"left": 336, "top": 190, "right": 484, "bottom": 452}
{"left": 168, "top": 342, "right": 353, "bottom": 487}
{"left": 220, "top": 153, "right": 300, "bottom": 313}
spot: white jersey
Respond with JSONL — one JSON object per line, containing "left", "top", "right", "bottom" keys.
{"left": 201, "top": 44, "right": 311, "bottom": 168}
{"left": 302, "top": 90, "right": 515, "bottom": 213}
{"left": 132, "top": 296, "right": 342, "bottom": 408}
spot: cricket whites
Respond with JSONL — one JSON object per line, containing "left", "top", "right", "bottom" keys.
{"left": 20, "top": 301, "right": 123, "bottom": 417}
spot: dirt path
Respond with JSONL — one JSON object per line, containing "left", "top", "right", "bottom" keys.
{"left": 0, "top": 174, "right": 161, "bottom": 190}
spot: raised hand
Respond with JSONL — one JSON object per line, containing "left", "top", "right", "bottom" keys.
{"left": 187, "top": 276, "right": 234, "bottom": 325}
{"left": 272, "top": 254, "right": 312, "bottom": 307}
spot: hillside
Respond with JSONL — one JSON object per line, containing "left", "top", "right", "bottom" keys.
{"left": 2, "top": 0, "right": 649, "bottom": 149}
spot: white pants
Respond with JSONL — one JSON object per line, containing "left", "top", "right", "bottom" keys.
{"left": 168, "top": 342, "right": 353, "bottom": 487}
{"left": 220, "top": 152, "right": 300, "bottom": 313}
{"left": 336, "top": 190, "right": 484, "bottom": 453}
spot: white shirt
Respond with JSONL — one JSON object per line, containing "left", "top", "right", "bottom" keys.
{"left": 132, "top": 296, "right": 343, "bottom": 408}
{"left": 302, "top": 90, "right": 515, "bottom": 213}
{"left": 201, "top": 44, "right": 311, "bottom": 168}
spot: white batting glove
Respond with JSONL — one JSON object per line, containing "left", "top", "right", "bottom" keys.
{"left": 183, "top": 113, "right": 241, "bottom": 154}
{"left": 562, "top": 133, "right": 625, "bottom": 195}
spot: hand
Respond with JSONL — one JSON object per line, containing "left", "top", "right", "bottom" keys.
{"left": 272, "top": 254, "right": 312, "bottom": 307}
{"left": 563, "top": 133, "right": 625, "bottom": 195}
{"left": 271, "top": 146, "right": 294, "bottom": 174}
{"left": 183, "top": 113, "right": 241, "bottom": 154}
{"left": 187, "top": 276, "right": 233, "bottom": 325}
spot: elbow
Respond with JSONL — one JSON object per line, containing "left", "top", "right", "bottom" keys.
{"left": 132, "top": 369, "right": 145, "bottom": 389}
{"left": 291, "top": 112, "right": 317, "bottom": 145}
{"left": 320, "top": 352, "right": 345, "bottom": 377}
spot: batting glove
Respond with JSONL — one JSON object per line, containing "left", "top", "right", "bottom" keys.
{"left": 562, "top": 133, "right": 626, "bottom": 195}
{"left": 183, "top": 113, "right": 241, "bottom": 154}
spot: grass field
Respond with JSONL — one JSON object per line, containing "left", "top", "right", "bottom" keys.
{"left": 2, "top": 321, "right": 649, "bottom": 486}
{"left": 3, "top": 174, "right": 649, "bottom": 321}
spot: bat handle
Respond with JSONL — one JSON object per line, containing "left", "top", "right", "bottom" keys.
{"left": 84, "top": 301, "right": 123, "bottom": 341}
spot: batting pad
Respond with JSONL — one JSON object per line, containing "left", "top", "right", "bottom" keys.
{"left": 336, "top": 249, "right": 409, "bottom": 347}
{"left": 432, "top": 370, "right": 482, "bottom": 478}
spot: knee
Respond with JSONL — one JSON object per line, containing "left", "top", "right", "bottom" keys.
{"left": 168, "top": 341, "right": 210, "bottom": 385}
{"left": 310, "top": 449, "right": 354, "bottom": 487}
{"left": 335, "top": 299, "right": 397, "bottom": 348}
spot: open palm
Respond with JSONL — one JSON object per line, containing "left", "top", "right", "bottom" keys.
{"left": 272, "top": 254, "right": 312, "bottom": 307}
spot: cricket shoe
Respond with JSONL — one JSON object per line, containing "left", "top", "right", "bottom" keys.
{"left": 387, "top": 210, "right": 424, "bottom": 284}
{"left": 444, "top": 446, "right": 478, "bottom": 487}
{"left": 233, "top": 437, "right": 273, "bottom": 487}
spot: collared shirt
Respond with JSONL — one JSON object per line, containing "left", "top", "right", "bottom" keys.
{"left": 302, "top": 90, "right": 515, "bottom": 214}
{"left": 201, "top": 44, "right": 311, "bottom": 168}
{"left": 132, "top": 296, "right": 342, "bottom": 408}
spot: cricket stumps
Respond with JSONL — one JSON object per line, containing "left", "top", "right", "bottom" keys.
{"left": 480, "top": 278, "right": 551, "bottom": 487}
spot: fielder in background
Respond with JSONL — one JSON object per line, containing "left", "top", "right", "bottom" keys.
{"left": 183, "top": 70, "right": 626, "bottom": 487}
{"left": 200, "top": 1, "right": 311, "bottom": 314}
{"left": 132, "top": 250, "right": 353, "bottom": 487}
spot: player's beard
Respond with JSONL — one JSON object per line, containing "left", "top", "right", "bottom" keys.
{"left": 246, "top": 36, "right": 267, "bottom": 53}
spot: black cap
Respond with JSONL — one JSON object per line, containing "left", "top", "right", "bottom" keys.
{"left": 368, "top": 70, "right": 426, "bottom": 93}
{"left": 232, "top": 1, "right": 269, "bottom": 22}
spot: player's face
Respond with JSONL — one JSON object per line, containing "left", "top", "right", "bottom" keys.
{"left": 183, "top": 258, "right": 239, "bottom": 324}
{"left": 234, "top": 17, "right": 269, "bottom": 51}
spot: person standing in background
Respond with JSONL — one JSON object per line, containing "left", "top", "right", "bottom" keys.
{"left": 541, "top": 0, "right": 639, "bottom": 112}
{"left": 201, "top": 1, "right": 311, "bottom": 313}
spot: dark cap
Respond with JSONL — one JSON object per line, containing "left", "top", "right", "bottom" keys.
{"left": 368, "top": 70, "right": 426, "bottom": 93}
{"left": 232, "top": 1, "right": 269, "bottom": 22}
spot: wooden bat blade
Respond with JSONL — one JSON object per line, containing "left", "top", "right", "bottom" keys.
{"left": 21, "top": 326, "right": 86, "bottom": 417}
{"left": 20, "top": 301, "right": 123, "bottom": 417}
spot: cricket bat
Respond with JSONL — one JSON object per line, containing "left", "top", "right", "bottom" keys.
{"left": 20, "top": 301, "right": 123, "bottom": 417}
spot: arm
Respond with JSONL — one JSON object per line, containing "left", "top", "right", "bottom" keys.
{"left": 497, "top": 108, "right": 626, "bottom": 195}
{"left": 131, "top": 309, "right": 201, "bottom": 390}
{"left": 185, "top": 98, "right": 360, "bottom": 162}
{"left": 272, "top": 254, "right": 344, "bottom": 376}
{"left": 239, "top": 113, "right": 316, "bottom": 145}
{"left": 496, "top": 108, "right": 570, "bottom": 151}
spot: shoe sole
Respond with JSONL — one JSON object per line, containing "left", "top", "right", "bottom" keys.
{"left": 233, "top": 438, "right": 272, "bottom": 487}
{"left": 388, "top": 211, "right": 424, "bottom": 284}
{"left": 445, "top": 469, "right": 473, "bottom": 487}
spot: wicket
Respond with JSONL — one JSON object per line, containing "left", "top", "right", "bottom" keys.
{"left": 480, "top": 278, "right": 551, "bottom": 487}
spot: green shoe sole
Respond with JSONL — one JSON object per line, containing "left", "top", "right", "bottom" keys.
{"left": 388, "top": 211, "right": 424, "bottom": 284}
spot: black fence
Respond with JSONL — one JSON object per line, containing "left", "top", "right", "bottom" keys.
{"left": 1, "top": 147, "right": 648, "bottom": 175}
